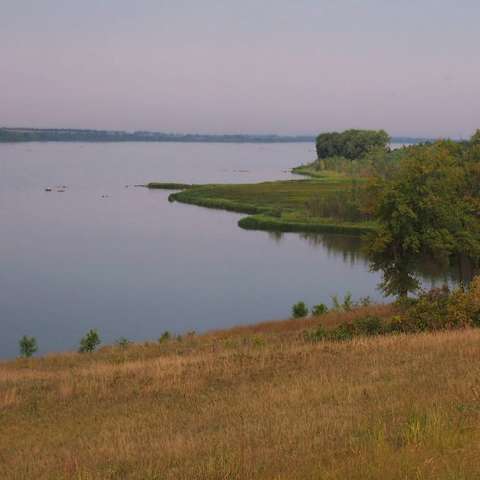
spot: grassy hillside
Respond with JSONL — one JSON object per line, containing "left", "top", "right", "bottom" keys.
{"left": 149, "top": 175, "right": 376, "bottom": 235}
{"left": 1, "top": 306, "right": 480, "bottom": 479}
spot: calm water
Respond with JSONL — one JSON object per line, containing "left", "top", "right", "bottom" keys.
{"left": 0, "top": 142, "right": 454, "bottom": 358}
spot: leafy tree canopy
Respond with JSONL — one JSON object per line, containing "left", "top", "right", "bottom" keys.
{"left": 316, "top": 129, "right": 390, "bottom": 161}
{"left": 367, "top": 140, "right": 480, "bottom": 297}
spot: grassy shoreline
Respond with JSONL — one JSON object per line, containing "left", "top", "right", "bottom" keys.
{"left": 2, "top": 306, "right": 480, "bottom": 479}
{"left": 149, "top": 174, "right": 376, "bottom": 235}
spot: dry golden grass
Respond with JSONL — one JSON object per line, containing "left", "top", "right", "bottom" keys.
{"left": 1, "top": 307, "right": 480, "bottom": 479}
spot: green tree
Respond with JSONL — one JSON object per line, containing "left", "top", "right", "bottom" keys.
{"left": 367, "top": 140, "right": 480, "bottom": 297}
{"left": 316, "top": 129, "right": 390, "bottom": 161}
{"left": 79, "top": 329, "right": 101, "bottom": 353}
{"left": 292, "top": 301, "right": 309, "bottom": 318}
{"left": 19, "top": 336, "right": 37, "bottom": 358}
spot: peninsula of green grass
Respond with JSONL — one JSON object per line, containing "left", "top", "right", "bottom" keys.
{"left": 149, "top": 173, "right": 376, "bottom": 235}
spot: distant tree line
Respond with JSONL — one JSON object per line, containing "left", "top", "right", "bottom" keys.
{"left": 0, "top": 128, "right": 315, "bottom": 143}
{"left": 0, "top": 127, "right": 431, "bottom": 144}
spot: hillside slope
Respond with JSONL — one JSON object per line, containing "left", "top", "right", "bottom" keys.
{"left": 1, "top": 308, "right": 479, "bottom": 479}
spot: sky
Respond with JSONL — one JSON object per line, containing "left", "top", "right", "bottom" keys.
{"left": 1, "top": 0, "right": 479, "bottom": 138}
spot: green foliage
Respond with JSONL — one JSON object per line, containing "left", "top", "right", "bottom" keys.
{"left": 168, "top": 178, "right": 376, "bottom": 236}
{"left": 330, "top": 293, "right": 356, "bottom": 311}
{"left": 312, "top": 303, "right": 328, "bottom": 316}
{"left": 158, "top": 331, "right": 171, "bottom": 343}
{"left": 115, "top": 337, "right": 131, "bottom": 349}
{"left": 354, "top": 315, "right": 384, "bottom": 336}
{"left": 19, "top": 336, "right": 37, "bottom": 358}
{"left": 292, "top": 301, "right": 309, "bottom": 318}
{"left": 471, "top": 130, "right": 480, "bottom": 145}
{"left": 342, "top": 292, "right": 353, "bottom": 311}
{"left": 393, "top": 278, "right": 480, "bottom": 333}
{"left": 367, "top": 140, "right": 480, "bottom": 297}
{"left": 303, "top": 325, "right": 327, "bottom": 342}
{"left": 79, "top": 329, "right": 101, "bottom": 353}
{"left": 304, "top": 315, "right": 386, "bottom": 343}
{"left": 316, "top": 129, "right": 390, "bottom": 161}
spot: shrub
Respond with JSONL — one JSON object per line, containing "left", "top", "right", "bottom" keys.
{"left": 447, "top": 277, "right": 480, "bottom": 328}
{"left": 353, "top": 315, "right": 384, "bottom": 336}
{"left": 312, "top": 303, "right": 328, "bottom": 316}
{"left": 292, "top": 301, "right": 309, "bottom": 318}
{"left": 329, "top": 323, "right": 355, "bottom": 341}
{"left": 79, "top": 329, "right": 101, "bottom": 353}
{"left": 343, "top": 292, "right": 353, "bottom": 311}
{"left": 19, "top": 336, "right": 37, "bottom": 358}
{"left": 158, "top": 331, "right": 171, "bottom": 343}
{"left": 115, "top": 337, "right": 130, "bottom": 349}
{"left": 400, "top": 286, "right": 451, "bottom": 332}
{"left": 303, "top": 325, "right": 327, "bottom": 342}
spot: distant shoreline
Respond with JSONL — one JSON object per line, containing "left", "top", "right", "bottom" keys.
{"left": 0, "top": 127, "right": 432, "bottom": 145}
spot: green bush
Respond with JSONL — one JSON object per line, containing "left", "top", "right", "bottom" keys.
{"left": 312, "top": 303, "right": 328, "bottom": 316}
{"left": 353, "top": 315, "right": 384, "bottom": 336}
{"left": 19, "top": 336, "right": 37, "bottom": 358}
{"left": 329, "top": 323, "right": 355, "bottom": 341}
{"left": 292, "top": 301, "right": 309, "bottom": 318}
{"left": 158, "top": 331, "right": 171, "bottom": 343}
{"left": 399, "top": 286, "right": 451, "bottom": 332}
{"left": 79, "top": 329, "right": 101, "bottom": 353}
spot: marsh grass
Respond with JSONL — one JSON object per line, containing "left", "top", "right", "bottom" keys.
{"left": 164, "top": 178, "right": 376, "bottom": 235}
{"left": 1, "top": 305, "right": 480, "bottom": 479}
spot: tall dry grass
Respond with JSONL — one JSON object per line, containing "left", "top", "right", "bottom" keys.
{"left": 1, "top": 308, "right": 480, "bottom": 479}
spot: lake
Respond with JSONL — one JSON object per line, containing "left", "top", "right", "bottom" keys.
{"left": 0, "top": 142, "right": 455, "bottom": 358}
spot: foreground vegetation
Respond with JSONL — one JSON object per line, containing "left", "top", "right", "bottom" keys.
{"left": 2, "top": 300, "right": 480, "bottom": 479}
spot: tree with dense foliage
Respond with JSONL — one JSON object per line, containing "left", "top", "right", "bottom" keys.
{"left": 79, "top": 329, "right": 101, "bottom": 353}
{"left": 316, "top": 129, "right": 390, "bottom": 161}
{"left": 367, "top": 138, "right": 480, "bottom": 297}
{"left": 19, "top": 335, "right": 38, "bottom": 358}
{"left": 292, "top": 301, "right": 309, "bottom": 318}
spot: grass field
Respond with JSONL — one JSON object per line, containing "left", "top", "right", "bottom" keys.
{"left": 151, "top": 175, "right": 376, "bottom": 235}
{"left": 2, "top": 305, "right": 480, "bottom": 479}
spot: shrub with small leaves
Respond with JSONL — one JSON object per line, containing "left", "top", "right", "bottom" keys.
{"left": 312, "top": 303, "right": 328, "bottom": 316}
{"left": 19, "top": 335, "right": 37, "bottom": 358}
{"left": 79, "top": 329, "right": 101, "bottom": 353}
{"left": 353, "top": 315, "right": 384, "bottom": 336}
{"left": 292, "top": 301, "right": 309, "bottom": 318}
{"left": 158, "top": 331, "right": 171, "bottom": 343}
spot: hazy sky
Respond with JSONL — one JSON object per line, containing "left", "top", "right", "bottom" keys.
{"left": 1, "top": 1, "right": 479, "bottom": 137}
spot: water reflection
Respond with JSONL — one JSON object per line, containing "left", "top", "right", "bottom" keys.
{"left": 296, "top": 232, "right": 460, "bottom": 291}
